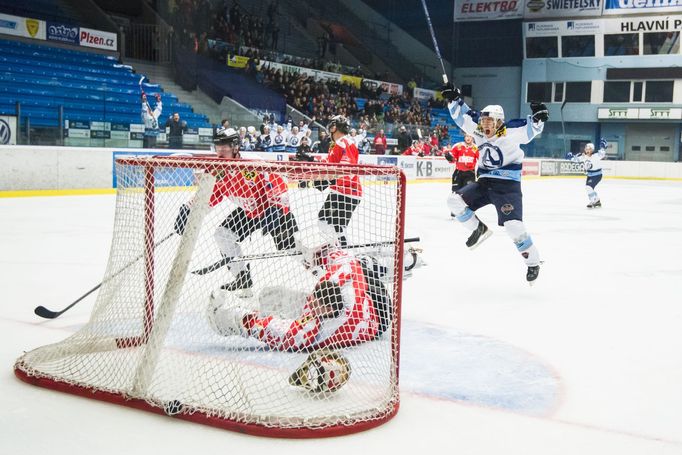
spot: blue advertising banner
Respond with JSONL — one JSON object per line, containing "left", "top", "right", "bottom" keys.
{"left": 112, "top": 151, "right": 195, "bottom": 188}
{"left": 46, "top": 21, "right": 79, "bottom": 44}
{"left": 604, "top": 0, "right": 682, "bottom": 15}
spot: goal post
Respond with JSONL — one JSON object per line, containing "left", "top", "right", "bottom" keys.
{"left": 14, "top": 155, "right": 406, "bottom": 438}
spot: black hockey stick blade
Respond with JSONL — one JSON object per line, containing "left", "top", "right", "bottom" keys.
{"left": 34, "top": 232, "right": 176, "bottom": 320}
{"left": 34, "top": 282, "right": 101, "bottom": 319}
{"left": 191, "top": 257, "right": 232, "bottom": 276}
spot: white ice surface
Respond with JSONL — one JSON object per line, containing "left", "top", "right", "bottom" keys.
{"left": 1, "top": 177, "right": 681, "bottom": 454}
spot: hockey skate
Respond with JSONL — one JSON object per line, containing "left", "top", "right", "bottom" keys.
{"left": 466, "top": 222, "right": 492, "bottom": 250}
{"left": 587, "top": 200, "right": 602, "bottom": 209}
{"left": 220, "top": 265, "right": 254, "bottom": 298}
{"left": 526, "top": 264, "right": 540, "bottom": 286}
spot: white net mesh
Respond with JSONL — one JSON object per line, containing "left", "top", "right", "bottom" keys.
{"left": 15, "top": 156, "right": 405, "bottom": 436}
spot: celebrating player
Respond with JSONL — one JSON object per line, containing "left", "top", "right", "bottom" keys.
{"left": 441, "top": 83, "right": 547, "bottom": 284}
{"left": 567, "top": 138, "right": 607, "bottom": 208}
{"left": 207, "top": 243, "right": 392, "bottom": 352}
{"left": 173, "top": 127, "right": 299, "bottom": 296}
{"left": 141, "top": 92, "right": 162, "bottom": 149}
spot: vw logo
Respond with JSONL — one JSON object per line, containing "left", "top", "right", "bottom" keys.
{"left": 0, "top": 119, "right": 12, "bottom": 144}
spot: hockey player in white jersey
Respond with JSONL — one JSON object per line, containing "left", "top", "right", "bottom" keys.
{"left": 441, "top": 83, "right": 547, "bottom": 284}
{"left": 567, "top": 138, "right": 607, "bottom": 208}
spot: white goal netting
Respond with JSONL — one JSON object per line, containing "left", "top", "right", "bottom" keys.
{"left": 15, "top": 156, "right": 405, "bottom": 437}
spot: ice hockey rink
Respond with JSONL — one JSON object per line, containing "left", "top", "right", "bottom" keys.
{"left": 1, "top": 176, "right": 681, "bottom": 454}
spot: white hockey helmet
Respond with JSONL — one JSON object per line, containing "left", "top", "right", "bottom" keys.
{"left": 584, "top": 142, "right": 595, "bottom": 153}
{"left": 481, "top": 105, "right": 505, "bottom": 123}
{"left": 289, "top": 350, "right": 351, "bottom": 394}
{"left": 479, "top": 105, "right": 505, "bottom": 137}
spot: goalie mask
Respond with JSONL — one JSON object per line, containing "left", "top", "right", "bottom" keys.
{"left": 478, "top": 105, "right": 505, "bottom": 138}
{"left": 289, "top": 350, "right": 351, "bottom": 394}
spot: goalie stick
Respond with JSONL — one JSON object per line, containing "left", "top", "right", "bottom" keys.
{"left": 191, "top": 237, "right": 422, "bottom": 276}
{"left": 34, "top": 232, "right": 176, "bottom": 320}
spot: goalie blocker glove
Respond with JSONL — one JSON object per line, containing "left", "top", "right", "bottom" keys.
{"left": 440, "top": 83, "right": 461, "bottom": 103}
{"left": 530, "top": 102, "right": 549, "bottom": 123}
{"left": 174, "top": 204, "right": 191, "bottom": 235}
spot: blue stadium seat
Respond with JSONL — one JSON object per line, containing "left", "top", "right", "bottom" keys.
{"left": 0, "top": 39, "right": 210, "bottom": 129}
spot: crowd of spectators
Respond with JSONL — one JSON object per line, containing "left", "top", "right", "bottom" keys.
{"left": 162, "top": 0, "right": 454, "bottom": 147}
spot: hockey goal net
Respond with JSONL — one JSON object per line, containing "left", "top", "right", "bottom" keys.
{"left": 15, "top": 155, "right": 406, "bottom": 438}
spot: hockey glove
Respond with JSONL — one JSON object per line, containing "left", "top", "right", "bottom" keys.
{"left": 565, "top": 152, "right": 574, "bottom": 160}
{"left": 444, "top": 151, "right": 454, "bottom": 163}
{"left": 174, "top": 204, "right": 191, "bottom": 235}
{"left": 440, "top": 83, "right": 461, "bottom": 103}
{"left": 598, "top": 138, "right": 607, "bottom": 150}
{"left": 530, "top": 102, "right": 549, "bottom": 123}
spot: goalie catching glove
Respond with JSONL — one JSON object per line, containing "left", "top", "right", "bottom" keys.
{"left": 289, "top": 349, "right": 351, "bottom": 394}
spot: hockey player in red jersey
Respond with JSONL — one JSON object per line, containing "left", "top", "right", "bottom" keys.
{"left": 317, "top": 115, "right": 362, "bottom": 247}
{"left": 207, "top": 243, "right": 391, "bottom": 352}
{"left": 174, "top": 127, "right": 299, "bottom": 296}
{"left": 445, "top": 134, "right": 479, "bottom": 193}
{"left": 294, "top": 115, "right": 363, "bottom": 247}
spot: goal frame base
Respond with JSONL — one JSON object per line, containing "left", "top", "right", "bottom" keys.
{"left": 14, "top": 367, "right": 399, "bottom": 438}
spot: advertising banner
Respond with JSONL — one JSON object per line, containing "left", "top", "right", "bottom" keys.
{"left": 0, "top": 115, "right": 17, "bottom": 145}
{"left": 413, "top": 87, "right": 440, "bottom": 101}
{"left": 340, "top": 74, "right": 362, "bottom": 89}
{"left": 603, "top": 0, "right": 682, "bottom": 16}
{"left": 523, "top": 0, "right": 603, "bottom": 19}
{"left": 362, "top": 78, "right": 404, "bottom": 95}
{"left": 603, "top": 15, "right": 682, "bottom": 33}
{"left": 46, "top": 21, "right": 79, "bottom": 44}
{"left": 524, "top": 19, "right": 603, "bottom": 37}
{"left": 454, "top": 0, "right": 523, "bottom": 22}
{"left": 227, "top": 54, "right": 249, "bottom": 68}
{"left": 112, "top": 151, "right": 194, "bottom": 188}
{"left": 0, "top": 13, "right": 46, "bottom": 40}
{"left": 79, "top": 27, "right": 117, "bottom": 51}
{"left": 522, "top": 160, "right": 540, "bottom": 176}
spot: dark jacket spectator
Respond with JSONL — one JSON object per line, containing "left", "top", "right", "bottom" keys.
{"left": 397, "top": 127, "right": 411, "bottom": 153}
{"left": 166, "top": 113, "right": 188, "bottom": 149}
{"left": 315, "top": 131, "right": 332, "bottom": 154}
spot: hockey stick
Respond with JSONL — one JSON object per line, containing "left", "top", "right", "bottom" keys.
{"left": 420, "top": 0, "right": 448, "bottom": 84}
{"left": 34, "top": 232, "right": 176, "bottom": 319}
{"left": 191, "top": 237, "right": 421, "bottom": 276}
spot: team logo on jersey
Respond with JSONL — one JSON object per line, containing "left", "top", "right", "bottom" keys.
{"left": 481, "top": 144, "right": 504, "bottom": 168}
{"left": 501, "top": 203, "right": 514, "bottom": 215}
{"left": 584, "top": 161, "right": 593, "bottom": 171}
{"left": 242, "top": 170, "right": 256, "bottom": 181}
{"left": 275, "top": 135, "right": 283, "bottom": 144}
